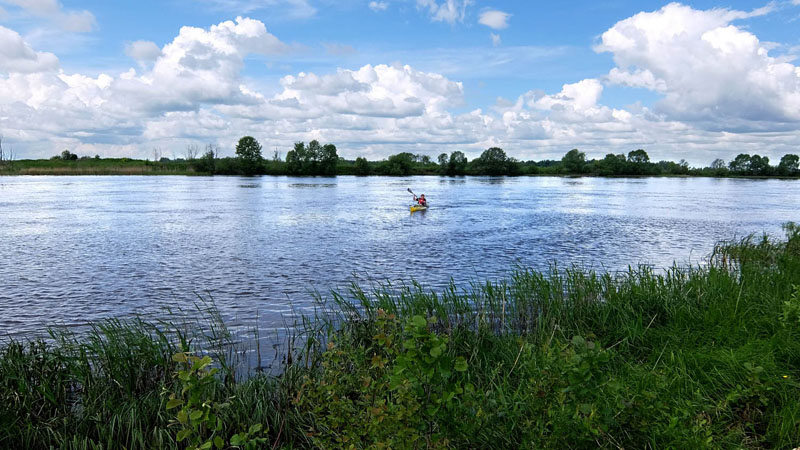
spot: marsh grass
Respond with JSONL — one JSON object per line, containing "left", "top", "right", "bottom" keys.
{"left": 2, "top": 226, "right": 800, "bottom": 448}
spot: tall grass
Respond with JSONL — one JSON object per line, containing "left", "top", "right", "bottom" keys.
{"left": 2, "top": 225, "right": 800, "bottom": 448}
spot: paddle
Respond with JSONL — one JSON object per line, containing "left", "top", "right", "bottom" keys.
{"left": 407, "top": 188, "right": 416, "bottom": 197}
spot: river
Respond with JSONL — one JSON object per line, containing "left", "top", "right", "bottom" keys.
{"left": 0, "top": 175, "right": 797, "bottom": 339}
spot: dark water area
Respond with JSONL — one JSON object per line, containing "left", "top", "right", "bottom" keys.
{"left": 0, "top": 175, "right": 797, "bottom": 339}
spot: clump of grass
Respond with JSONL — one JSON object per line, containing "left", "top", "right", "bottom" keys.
{"left": 3, "top": 224, "right": 800, "bottom": 448}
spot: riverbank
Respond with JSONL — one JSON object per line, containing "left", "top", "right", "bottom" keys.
{"left": 2, "top": 156, "right": 800, "bottom": 179}
{"left": 2, "top": 226, "right": 800, "bottom": 448}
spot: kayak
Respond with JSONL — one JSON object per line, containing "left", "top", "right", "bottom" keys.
{"left": 410, "top": 204, "right": 428, "bottom": 212}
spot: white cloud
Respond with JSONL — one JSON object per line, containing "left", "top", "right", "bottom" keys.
{"left": 1, "top": 11, "right": 799, "bottom": 165}
{"left": 490, "top": 33, "right": 500, "bottom": 46}
{"left": 416, "top": 0, "right": 472, "bottom": 24}
{"left": 0, "top": 25, "right": 58, "bottom": 73}
{"left": 596, "top": 2, "right": 800, "bottom": 130}
{"left": 368, "top": 1, "right": 388, "bottom": 12}
{"left": 125, "top": 40, "right": 162, "bottom": 63}
{"left": 478, "top": 9, "right": 510, "bottom": 30}
{"left": 0, "top": 0, "right": 96, "bottom": 32}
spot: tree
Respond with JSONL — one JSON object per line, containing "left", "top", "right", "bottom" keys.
{"left": 710, "top": 158, "right": 726, "bottom": 170}
{"left": 778, "top": 154, "right": 799, "bottom": 176}
{"left": 627, "top": 149, "right": 650, "bottom": 164}
{"left": 597, "top": 153, "right": 626, "bottom": 175}
{"left": 438, "top": 153, "right": 449, "bottom": 174}
{"left": 285, "top": 142, "right": 306, "bottom": 175}
{"left": 749, "top": 154, "right": 770, "bottom": 176}
{"left": 319, "top": 143, "right": 338, "bottom": 176}
{"left": 195, "top": 144, "right": 217, "bottom": 174}
{"left": 446, "top": 151, "right": 468, "bottom": 176}
{"left": 561, "top": 149, "right": 586, "bottom": 174}
{"left": 354, "top": 157, "right": 370, "bottom": 176}
{"left": 235, "top": 136, "right": 263, "bottom": 175}
{"left": 61, "top": 150, "right": 78, "bottom": 161}
{"left": 472, "top": 147, "right": 518, "bottom": 175}
{"left": 382, "top": 152, "right": 415, "bottom": 176}
{"left": 728, "top": 154, "right": 751, "bottom": 173}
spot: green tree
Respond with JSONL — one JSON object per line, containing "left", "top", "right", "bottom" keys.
{"left": 447, "top": 151, "right": 468, "bottom": 176}
{"left": 354, "top": 157, "right": 370, "bottom": 176}
{"left": 472, "top": 147, "right": 518, "bottom": 175}
{"left": 749, "top": 154, "right": 770, "bottom": 176}
{"left": 710, "top": 158, "right": 726, "bottom": 170}
{"left": 438, "top": 153, "right": 449, "bottom": 174}
{"left": 285, "top": 142, "right": 306, "bottom": 175}
{"left": 597, "top": 153, "right": 626, "bottom": 175}
{"left": 561, "top": 149, "right": 586, "bottom": 174}
{"left": 319, "top": 143, "right": 338, "bottom": 176}
{"left": 728, "top": 154, "right": 751, "bottom": 174}
{"left": 195, "top": 144, "right": 217, "bottom": 174}
{"left": 627, "top": 149, "right": 650, "bottom": 174}
{"left": 61, "top": 150, "right": 77, "bottom": 161}
{"left": 778, "top": 154, "right": 799, "bottom": 176}
{"left": 627, "top": 149, "right": 649, "bottom": 164}
{"left": 383, "top": 152, "right": 415, "bottom": 176}
{"left": 235, "top": 136, "right": 262, "bottom": 175}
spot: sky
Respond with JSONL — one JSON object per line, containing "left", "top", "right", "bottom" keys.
{"left": 0, "top": 0, "right": 799, "bottom": 164}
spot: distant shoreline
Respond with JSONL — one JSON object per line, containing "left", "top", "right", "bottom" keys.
{"left": 1, "top": 155, "right": 799, "bottom": 179}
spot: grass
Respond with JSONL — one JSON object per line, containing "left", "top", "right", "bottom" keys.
{"left": 0, "top": 158, "right": 198, "bottom": 175}
{"left": 2, "top": 225, "right": 800, "bottom": 448}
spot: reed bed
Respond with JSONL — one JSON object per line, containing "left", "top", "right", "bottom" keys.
{"left": 2, "top": 225, "right": 800, "bottom": 448}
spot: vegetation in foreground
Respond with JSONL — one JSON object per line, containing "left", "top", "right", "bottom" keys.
{"left": 2, "top": 226, "right": 800, "bottom": 448}
{"left": 2, "top": 135, "right": 799, "bottom": 178}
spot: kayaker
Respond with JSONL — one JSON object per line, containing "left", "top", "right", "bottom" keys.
{"left": 416, "top": 194, "right": 428, "bottom": 207}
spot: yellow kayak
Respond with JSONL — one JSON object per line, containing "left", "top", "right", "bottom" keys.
{"left": 410, "top": 204, "right": 428, "bottom": 212}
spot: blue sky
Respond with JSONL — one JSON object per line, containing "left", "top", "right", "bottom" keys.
{"left": 1, "top": 0, "right": 799, "bottom": 164}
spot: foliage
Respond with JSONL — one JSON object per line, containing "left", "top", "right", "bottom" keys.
{"left": 166, "top": 352, "right": 267, "bottom": 450}
{"left": 353, "top": 156, "right": 370, "bottom": 176}
{"left": 286, "top": 140, "right": 338, "bottom": 176}
{"left": 471, "top": 147, "right": 520, "bottom": 175}
{"left": 4, "top": 226, "right": 800, "bottom": 448}
{"left": 235, "top": 136, "right": 263, "bottom": 175}
{"left": 561, "top": 148, "right": 586, "bottom": 174}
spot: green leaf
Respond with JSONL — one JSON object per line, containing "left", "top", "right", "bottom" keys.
{"left": 454, "top": 357, "right": 468, "bottom": 372}
{"left": 214, "top": 435, "right": 224, "bottom": 449}
{"left": 172, "top": 353, "right": 188, "bottom": 363}
{"left": 190, "top": 410, "right": 204, "bottom": 421}
{"left": 249, "top": 423, "right": 263, "bottom": 434}
{"left": 429, "top": 345, "right": 442, "bottom": 358}
{"left": 411, "top": 315, "right": 427, "bottom": 329}
{"left": 176, "top": 429, "right": 192, "bottom": 442}
{"left": 199, "top": 441, "right": 213, "bottom": 450}
{"left": 166, "top": 398, "right": 184, "bottom": 409}
{"left": 230, "top": 433, "right": 245, "bottom": 446}
{"left": 177, "top": 410, "right": 188, "bottom": 424}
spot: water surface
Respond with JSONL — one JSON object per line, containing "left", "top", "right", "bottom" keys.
{"left": 1, "top": 175, "right": 797, "bottom": 337}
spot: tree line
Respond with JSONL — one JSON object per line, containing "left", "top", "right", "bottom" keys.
{"left": 40, "top": 136, "right": 800, "bottom": 177}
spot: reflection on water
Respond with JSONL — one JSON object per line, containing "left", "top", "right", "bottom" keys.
{"left": 0, "top": 175, "right": 797, "bottom": 338}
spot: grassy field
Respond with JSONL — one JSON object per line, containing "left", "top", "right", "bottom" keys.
{"left": 2, "top": 226, "right": 800, "bottom": 448}
{"left": 0, "top": 158, "right": 198, "bottom": 175}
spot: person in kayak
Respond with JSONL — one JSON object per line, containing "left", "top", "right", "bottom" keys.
{"left": 415, "top": 194, "right": 428, "bottom": 207}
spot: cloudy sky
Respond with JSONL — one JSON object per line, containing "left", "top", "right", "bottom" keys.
{"left": 1, "top": 0, "right": 799, "bottom": 164}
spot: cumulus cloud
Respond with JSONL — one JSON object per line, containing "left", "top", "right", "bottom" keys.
{"left": 0, "top": 0, "right": 96, "bottom": 32}
{"left": 416, "top": 0, "right": 472, "bottom": 24}
{"left": 1, "top": 10, "right": 800, "bottom": 164}
{"left": 596, "top": 2, "right": 800, "bottom": 130}
{"left": 0, "top": 25, "right": 59, "bottom": 73}
{"left": 125, "top": 40, "right": 162, "bottom": 62}
{"left": 478, "top": 9, "right": 510, "bottom": 29}
{"left": 368, "top": 1, "right": 388, "bottom": 12}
